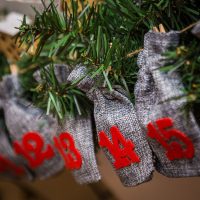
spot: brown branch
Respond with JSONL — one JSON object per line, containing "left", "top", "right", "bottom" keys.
{"left": 180, "top": 21, "right": 199, "bottom": 33}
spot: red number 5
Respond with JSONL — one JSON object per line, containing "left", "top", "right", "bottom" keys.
{"left": 147, "top": 117, "right": 195, "bottom": 160}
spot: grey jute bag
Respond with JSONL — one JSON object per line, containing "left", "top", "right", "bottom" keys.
{"left": 67, "top": 65, "right": 154, "bottom": 187}
{"left": 192, "top": 21, "right": 200, "bottom": 39}
{"left": 34, "top": 64, "right": 101, "bottom": 184}
{"left": 135, "top": 30, "right": 200, "bottom": 177}
{"left": 0, "top": 74, "right": 64, "bottom": 180}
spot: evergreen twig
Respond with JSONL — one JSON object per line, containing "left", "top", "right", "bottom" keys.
{"left": 15, "top": 0, "right": 200, "bottom": 118}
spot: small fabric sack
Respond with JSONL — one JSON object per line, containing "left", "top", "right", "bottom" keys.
{"left": 135, "top": 30, "right": 200, "bottom": 177}
{"left": 67, "top": 65, "right": 154, "bottom": 187}
{"left": 192, "top": 21, "right": 200, "bottom": 39}
{"left": 35, "top": 64, "right": 101, "bottom": 184}
{"left": 0, "top": 74, "right": 64, "bottom": 180}
{"left": 57, "top": 116, "right": 101, "bottom": 184}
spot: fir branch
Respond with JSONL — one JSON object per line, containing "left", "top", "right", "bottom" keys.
{"left": 16, "top": 0, "right": 200, "bottom": 118}
{"left": 32, "top": 63, "right": 92, "bottom": 119}
{"left": 162, "top": 31, "right": 200, "bottom": 119}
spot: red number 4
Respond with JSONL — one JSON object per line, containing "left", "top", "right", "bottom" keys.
{"left": 98, "top": 126, "right": 140, "bottom": 170}
{"left": 147, "top": 117, "right": 195, "bottom": 160}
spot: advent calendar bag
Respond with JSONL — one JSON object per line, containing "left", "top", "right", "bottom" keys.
{"left": 0, "top": 74, "right": 64, "bottom": 180}
{"left": 192, "top": 21, "right": 200, "bottom": 38}
{"left": 35, "top": 64, "right": 101, "bottom": 184}
{"left": 56, "top": 116, "right": 101, "bottom": 184}
{"left": 67, "top": 65, "right": 154, "bottom": 187}
{"left": 135, "top": 30, "right": 200, "bottom": 177}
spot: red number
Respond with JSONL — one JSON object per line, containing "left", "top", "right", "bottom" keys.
{"left": 13, "top": 132, "right": 55, "bottom": 169}
{"left": 147, "top": 117, "right": 195, "bottom": 160}
{"left": 98, "top": 126, "right": 140, "bottom": 169}
{"left": 0, "top": 155, "right": 24, "bottom": 176}
{"left": 53, "top": 133, "right": 82, "bottom": 170}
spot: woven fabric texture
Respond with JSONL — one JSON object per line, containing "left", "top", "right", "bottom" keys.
{"left": 192, "top": 21, "right": 200, "bottom": 38}
{"left": 57, "top": 115, "right": 101, "bottom": 184}
{"left": 67, "top": 65, "right": 154, "bottom": 187}
{"left": 0, "top": 74, "right": 64, "bottom": 180}
{"left": 35, "top": 64, "right": 101, "bottom": 184}
{"left": 135, "top": 31, "right": 200, "bottom": 177}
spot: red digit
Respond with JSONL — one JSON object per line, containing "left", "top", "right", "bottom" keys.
{"left": 147, "top": 117, "right": 195, "bottom": 160}
{"left": 98, "top": 126, "right": 140, "bottom": 169}
{"left": 53, "top": 133, "right": 82, "bottom": 170}
{"left": 0, "top": 155, "right": 24, "bottom": 176}
{"left": 13, "top": 132, "right": 55, "bottom": 169}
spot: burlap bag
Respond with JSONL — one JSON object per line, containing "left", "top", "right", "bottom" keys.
{"left": 34, "top": 64, "right": 101, "bottom": 184}
{"left": 0, "top": 74, "right": 64, "bottom": 180}
{"left": 67, "top": 65, "right": 154, "bottom": 187}
{"left": 135, "top": 30, "right": 200, "bottom": 177}
{"left": 192, "top": 21, "right": 200, "bottom": 38}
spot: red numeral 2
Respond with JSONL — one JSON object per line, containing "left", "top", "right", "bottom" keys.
{"left": 147, "top": 117, "right": 195, "bottom": 160}
{"left": 98, "top": 126, "right": 140, "bottom": 169}
{"left": 13, "top": 132, "right": 55, "bottom": 169}
{"left": 0, "top": 155, "right": 24, "bottom": 176}
{"left": 53, "top": 133, "right": 82, "bottom": 170}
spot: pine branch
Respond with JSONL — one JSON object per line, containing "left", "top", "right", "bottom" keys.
{"left": 16, "top": 0, "right": 200, "bottom": 118}
{"left": 161, "top": 31, "right": 200, "bottom": 119}
{"left": 32, "top": 63, "right": 92, "bottom": 119}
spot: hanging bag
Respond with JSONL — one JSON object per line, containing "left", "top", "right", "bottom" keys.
{"left": 135, "top": 30, "right": 200, "bottom": 177}
{"left": 34, "top": 64, "right": 101, "bottom": 184}
{"left": 67, "top": 65, "right": 154, "bottom": 187}
{"left": 0, "top": 74, "right": 64, "bottom": 180}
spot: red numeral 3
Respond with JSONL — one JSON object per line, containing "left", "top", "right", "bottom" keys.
{"left": 147, "top": 117, "right": 195, "bottom": 160}
{"left": 98, "top": 126, "right": 140, "bottom": 169}
{"left": 53, "top": 133, "right": 82, "bottom": 170}
{"left": 13, "top": 132, "right": 55, "bottom": 168}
